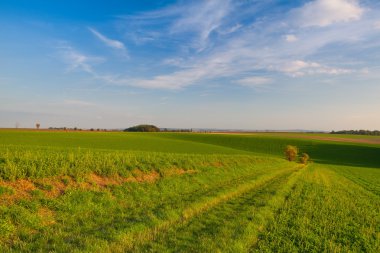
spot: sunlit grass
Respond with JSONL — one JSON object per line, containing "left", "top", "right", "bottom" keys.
{"left": 0, "top": 130, "right": 379, "bottom": 252}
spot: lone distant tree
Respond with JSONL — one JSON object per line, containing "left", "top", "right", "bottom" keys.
{"left": 124, "top": 124, "right": 160, "bottom": 132}
{"left": 36, "top": 123, "right": 40, "bottom": 129}
{"left": 285, "top": 145, "right": 298, "bottom": 161}
{"left": 300, "top": 153, "right": 310, "bottom": 164}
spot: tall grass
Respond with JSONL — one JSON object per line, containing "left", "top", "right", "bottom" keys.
{"left": 0, "top": 151, "right": 292, "bottom": 252}
{"left": 0, "top": 145, "right": 265, "bottom": 181}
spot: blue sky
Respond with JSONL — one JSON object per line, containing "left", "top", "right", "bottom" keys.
{"left": 1, "top": 0, "right": 380, "bottom": 130}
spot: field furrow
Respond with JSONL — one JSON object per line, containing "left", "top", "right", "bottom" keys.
{"left": 330, "top": 165, "right": 380, "bottom": 197}
{"left": 134, "top": 167, "right": 300, "bottom": 252}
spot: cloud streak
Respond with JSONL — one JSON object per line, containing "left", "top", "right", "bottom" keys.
{"left": 89, "top": 27, "right": 128, "bottom": 57}
{"left": 58, "top": 0, "right": 380, "bottom": 91}
{"left": 170, "top": 0, "right": 232, "bottom": 51}
{"left": 293, "top": 0, "right": 364, "bottom": 27}
{"left": 109, "top": 0, "right": 380, "bottom": 90}
{"left": 279, "top": 60, "right": 352, "bottom": 77}
{"left": 236, "top": 77, "right": 273, "bottom": 88}
{"left": 285, "top": 34, "right": 298, "bottom": 42}
{"left": 57, "top": 43, "right": 103, "bottom": 74}
{"left": 120, "top": 0, "right": 233, "bottom": 51}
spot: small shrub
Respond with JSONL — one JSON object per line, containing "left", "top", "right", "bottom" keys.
{"left": 285, "top": 145, "right": 298, "bottom": 161}
{"left": 300, "top": 153, "right": 310, "bottom": 164}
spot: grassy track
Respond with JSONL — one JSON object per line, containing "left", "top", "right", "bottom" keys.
{"left": 138, "top": 168, "right": 300, "bottom": 252}
{"left": 0, "top": 130, "right": 379, "bottom": 252}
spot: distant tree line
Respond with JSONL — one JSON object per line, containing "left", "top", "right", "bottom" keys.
{"left": 124, "top": 124, "right": 160, "bottom": 132}
{"left": 49, "top": 127, "right": 76, "bottom": 131}
{"left": 161, "top": 128, "right": 193, "bottom": 132}
{"left": 331, "top": 130, "right": 380, "bottom": 136}
{"left": 48, "top": 127, "right": 108, "bottom": 131}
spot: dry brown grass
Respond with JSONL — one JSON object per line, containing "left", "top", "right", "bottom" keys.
{"left": 37, "top": 207, "right": 56, "bottom": 226}
{"left": 0, "top": 168, "right": 197, "bottom": 204}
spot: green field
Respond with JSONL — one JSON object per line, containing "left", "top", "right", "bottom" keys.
{"left": 0, "top": 130, "right": 379, "bottom": 252}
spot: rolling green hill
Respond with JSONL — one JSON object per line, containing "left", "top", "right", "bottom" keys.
{"left": 0, "top": 130, "right": 379, "bottom": 252}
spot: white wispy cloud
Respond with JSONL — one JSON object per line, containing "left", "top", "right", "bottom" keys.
{"left": 170, "top": 0, "right": 232, "bottom": 50}
{"left": 58, "top": 1, "right": 380, "bottom": 91}
{"left": 236, "top": 77, "right": 273, "bottom": 87}
{"left": 111, "top": 69, "right": 208, "bottom": 90}
{"left": 57, "top": 43, "right": 104, "bottom": 74}
{"left": 113, "top": 0, "right": 378, "bottom": 90}
{"left": 219, "top": 24, "right": 242, "bottom": 35}
{"left": 279, "top": 60, "right": 352, "bottom": 77}
{"left": 88, "top": 27, "right": 128, "bottom": 56}
{"left": 285, "top": 34, "right": 298, "bottom": 42}
{"left": 293, "top": 0, "right": 364, "bottom": 27}
{"left": 120, "top": 0, "right": 233, "bottom": 51}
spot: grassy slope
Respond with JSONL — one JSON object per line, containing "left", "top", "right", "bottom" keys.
{"left": 1, "top": 131, "right": 379, "bottom": 167}
{"left": 0, "top": 130, "right": 380, "bottom": 252}
{"left": 0, "top": 155, "right": 294, "bottom": 252}
{"left": 0, "top": 130, "right": 247, "bottom": 154}
{"left": 159, "top": 132, "right": 380, "bottom": 168}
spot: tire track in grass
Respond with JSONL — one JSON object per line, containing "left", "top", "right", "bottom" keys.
{"left": 236, "top": 165, "right": 306, "bottom": 251}
{"left": 126, "top": 166, "right": 302, "bottom": 252}
{"left": 107, "top": 166, "right": 298, "bottom": 252}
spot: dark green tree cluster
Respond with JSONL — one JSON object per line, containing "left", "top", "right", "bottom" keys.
{"left": 124, "top": 124, "right": 160, "bottom": 132}
{"left": 331, "top": 130, "right": 380, "bottom": 136}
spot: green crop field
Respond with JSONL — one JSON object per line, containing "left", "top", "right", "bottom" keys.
{"left": 0, "top": 130, "right": 379, "bottom": 252}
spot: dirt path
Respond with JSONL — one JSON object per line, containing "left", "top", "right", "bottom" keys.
{"left": 278, "top": 134, "right": 380, "bottom": 145}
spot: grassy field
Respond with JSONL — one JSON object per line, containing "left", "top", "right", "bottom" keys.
{"left": 0, "top": 130, "right": 379, "bottom": 252}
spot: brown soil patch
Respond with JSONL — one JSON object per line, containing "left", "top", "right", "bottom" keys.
{"left": 131, "top": 169, "right": 160, "bottom": 183}
{"left": 160, "top": 168, "right": 198, "bottom": 177}
{"left": 0, "top": 168, "right": 195, "bottom": 204}
{"left": 212, "top": 161, "right": 224, "bottom": 167}
{"left": 34, "top": 177, "right": 67, "bottom": 198}
{"left": 0, "top": 179, "right": 36, "bottom": 204}
{"left": 88, "top": 173, "right": 123, "bottom": 187}
{"left": 37, "top": 207, "right": 56, "bottom": 226}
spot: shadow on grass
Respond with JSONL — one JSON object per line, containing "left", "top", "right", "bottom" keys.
{"left": 300, "top": 143, "right": 380, "bottom": 169}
